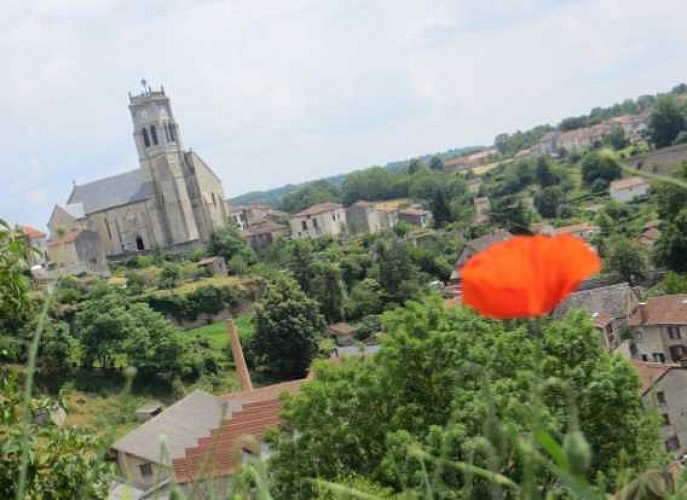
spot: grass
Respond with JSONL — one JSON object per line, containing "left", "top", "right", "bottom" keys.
{"left": 178, "top": 314, "right": 255, "bottom": 350}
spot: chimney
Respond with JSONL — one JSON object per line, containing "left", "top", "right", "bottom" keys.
{"left": 638, "top": 302, "right": 648, "bottom": 324}
{"left": 227, "top": 318, "right": 253, "bottom": 392}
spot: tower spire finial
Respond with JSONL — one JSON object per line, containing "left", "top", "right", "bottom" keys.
{"left": 140, "top": 78, "right": 147, "bottom": 94}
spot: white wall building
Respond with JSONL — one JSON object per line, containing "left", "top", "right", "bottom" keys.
{"left": 610, "top": 177, "right": 650, "bottom": 203}
{"left": 289, "top": 202, "right": 347, "bottom": 239}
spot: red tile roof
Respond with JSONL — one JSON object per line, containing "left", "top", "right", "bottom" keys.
{"left": 21, "top": 226, "right": 46, "bottom": 239}
{"left": 554, "top": 223, "right": 600, "bottom": 236}
{"left": 610, "top": 176, "right": 648, "bottom": 191}
{"left": 631, "top": 360, "right": 674, "bottom": 394}
{"left": 628, "top": 295, "right": 687, "bottom": 327}
{"left": 294, "top": 202, "right": 342, "bottom": 217}
{"left": 47, "top": 228, "right": 84, "bottom": 247}
{"left": 173, "top": 379, "right": 306, "bottom": 484}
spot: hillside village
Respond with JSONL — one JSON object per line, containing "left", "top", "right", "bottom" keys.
{"left": 5, "top": 82, "right": 687, "bottom": 498}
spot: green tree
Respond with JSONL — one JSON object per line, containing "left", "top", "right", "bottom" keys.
{"left": 207, "top": 223, "right": 256, "bottom": 272}
{"left": 0, "top": 374, "right": 112, "bottom": 498}
{"left": 74, "top": 294, "right": 131, "bottom": 369}
{"left": 407, "top": 158, "right": 422, "bottom": 175}
{"left": 489, "top": 195, "right": 531, "bottom": 234}
{"left": 159, "top": 263, "right": 180, "bottom": 289}
{"left": 372, "top": 238, "right": 422, "bottom": 305}
{"left": 581, "top": 149, "right": 622, "bottom": 187}
{"left": 429, "top": 155, "right": 444, "bottom": 171}
{"left": 648, "top": 94, "right": 686, "bottom": 148}
{"left": 288, "top": 239, "right": 316, "bottom": 294}
{"left": 0, "top": 219, "right": 34, "bottom": 331}
{"left": 280, "top": 180, "right": 342, "bottom": 213}
{"left": 269, "top": 300, "right": 662, "bottom": 498}
{"left": 655, "top": 208, "right": 687, "bottom": 273}
{"left": 251, "top": 275, "right": 326, "bottom": 378}
{"left": 606, "top": 237, "right": 647, "bottom": 285}
{"left": 650, "top": 272, "right": 687, "bottom": 296}
{"left": 603, "top": 125, "right": 629, "bottom": 150}
{"left": 656, "top": 164, "right": 687, "bottom": 222}
{"left": 344, "top": 278, "right": 383, "bottom": 320}
{"left": 534, "top": 186, "right": 565, "bottom": 218}
{"left": 311, "top": 262, "right": 346, "bottom": 323}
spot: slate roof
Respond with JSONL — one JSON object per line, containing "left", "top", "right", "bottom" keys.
{"left": 554, "top": 282, "right": 637, "bottom": 320}
{"left": 68, "top": 169, "right": 153, "bottom": 215}
{"left": 628, "top": 295, "right": 687, "bottom": 327}
{"left": 62, "top": 203, "right": 86, "bottom": 219}
{"left": 112, "top": 390, "right": 224, "bottom": 464}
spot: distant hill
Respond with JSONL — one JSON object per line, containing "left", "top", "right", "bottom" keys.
{"left": 228, "top": 145, "right": 482, "bottom": 207}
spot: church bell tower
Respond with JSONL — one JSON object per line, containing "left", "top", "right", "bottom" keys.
{"left": 128, "top": 81, "right": 199, "bottom": 246}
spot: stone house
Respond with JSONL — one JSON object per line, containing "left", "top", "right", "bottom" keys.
{"left": 633, "top": 360, "right": 687, "bottom": 455}
{"left": 289, "top": 202, "right": 347, "bottom": 239}
{"left": 46, "top": 228, "right": 109, "bottom": 276}
{"left": 327, "top": 322, "right": 358, "bottom": 346}
{"left": 197, "top": 256, "right": 227, "bottom": 276}
{"left": 21, "top": 226, "right": 48, "bottom": 267}
{"left": 245, "top": 220, "right": 289, "bottom": 252}
{"left": 48, "top": 86, "right": 227, "bottom": 262}
{"left": 346, "top": 201, "right": 390, "bottom": 235}
{"left": 638, "top": 220, "right": 661, "bottom": 247}
{"left": 554, "top": 222, "right": 600, "bottom": 242}
{"left": 398, "top": 206, "right": 431, "bottom": 227}
{"left": 628, "top": 295, "right": 687, "bottom": 363}
{"left": 554, "top": 282, "right": 640, "bottom": 350}
{"left": 610, "top": 177, "right": 650, "bottom": 203}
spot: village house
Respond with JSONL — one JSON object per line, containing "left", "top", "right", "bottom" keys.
{"left": 288, "top": 202, "right": 347, "bottom": 239}
{"left": 345, "top": 201, "right": 390, "bottom": 235}
{"left": 554, "top": 282, "right": 640, "bottom": 350}
{"left": 554, "top": 222, "right": 600, "bottom": 242}
{"left": 632, "top": 360, "right": 687, "bottom": 454}
{"left": 327, "top": 322, "right": 359, "bottom": 346}
{"left": 46, "top": 228, "right": 110, "bottom": 276}
{"left": 47, "top": 86, "right": 228, "bottom": 270}
{"left": 609, "top": 176, "right": 650, "bottom": 203}
{"left": 197, "top": 256, "right": 227, "bottom": 277}
{"left": 21, "top": 226, "right": 48, "bottom": 267}
{"left": 245, "top": 220, "right": 289, "bottom": 252}
{"left": 628, "top": 295, "right": 687, "bottom": 364}
{"left": 398, "top": 206, "right": 431, "bottom": 227}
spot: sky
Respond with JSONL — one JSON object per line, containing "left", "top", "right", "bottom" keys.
{"left": 2, "top": 0, "right": 687, "bottom": 230}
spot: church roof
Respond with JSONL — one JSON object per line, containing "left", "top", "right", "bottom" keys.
{"left": 68, "top": 169, "right": 154, "bottom": 215}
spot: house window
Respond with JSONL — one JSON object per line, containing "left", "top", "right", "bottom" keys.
{"left": 139, "top": 463, "right": 153, "bottom": 477}
{"left": 136, "top": 236, "right": 145, "bottom": 251}
{"left": 634, "top": 330, "right": 643, "bottom": 341}
{"left": 657, "top": 391, "right": 666, "bottom": 404}
{"left": 301, "top": 221, "right": 307, "bottom": 231}
{"left": 653, "top": 353, "right": 666, "bottom": 363}
{"left": 670, "top": 345, "right": 687, "bottom": 362}
{"left": 666, "top": 436, "right": 680, "bottom": 452}
{"left": 150, "top": 125, "right": 158, "bottom": 145}
{"left": 641, "top": 354, "right": 649, "bottom": 361}
{"left": 142, "top": 128, "right": 150, "bottom": 147}
{"left": 313, "top": 218, "right": 319, "bottom": 230}
{"left": 663, "top": 413, "right": 671, "bottom": 426}
{"left": 668, "top": 326, "right": 682, "bottom": 339}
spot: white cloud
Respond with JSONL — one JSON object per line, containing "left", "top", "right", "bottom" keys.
{"left": 1, "top": 0, "right": 687, "bottom": 229}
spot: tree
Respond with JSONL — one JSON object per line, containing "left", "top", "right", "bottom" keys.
{"left": 0, "top": 219, "right": 34, "bottom": 331}
{"left": 311, "top": 262, "right": 346, "bottom": 324}
{"left": 489, "top": 195, "right": 531, "bottom": 234}
{"left": 581, "top": 149, "right": 622, "bottom": 186}
{"left": 534, "top": 186, "right": 565, "bottom": 218}
{"left": 344, "top": 278, "right": 383, "bottom": 320}
{"left": 656, "top": 164, "right": 687, "bottom": 221}
{"left": 534, "top": 156, "right": 560, "bottom": 187}
{"left": 251, "top": 275, "right": 326, "bottom": 378}
{"left": 648, "top": 94, "right": 686, "bottom": 148}
{"left": 159, "top": 263, "right": 180, "bottom": 289}
{"left": 606, "top": 237, "right": 647, "bottom": 285}
{"left": 603, "top": 125, "right": 629, "bottom": 150}
{"left": 429, "top": 155, "right": 444, "bottom": 171}
{"left": 269, "top": 300, "right": 662, "bottom": 498}
{"left": 280, "top": 180, "right": 342, "bottom": 213}
{"left": 650, "top": 272, "right": 687, "bottom": 296}
{"left": 407, "top": 158, "right": 422, "bottom": 175}
{"left": 207, "top": 223, "right": 256, "bottom": 272}
{"left": 655, "top": 208, "right": 687, "bottom": 273}
{"left": 372, "top": 238, "right": 422, "bottom": 305}
{"left": 287, "top": 239, "right": 315, "bottom": 294}
{"left": 0, "top": 374, "right": 112, "bottom": 498}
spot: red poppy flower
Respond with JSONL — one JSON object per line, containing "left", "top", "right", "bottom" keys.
{"left": 460, "top": 234, "right": 601, "bottom": 319}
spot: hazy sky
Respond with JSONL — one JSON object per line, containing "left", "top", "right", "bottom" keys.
{"left": 3, "top": 0, "right": 687, "bottom": 230}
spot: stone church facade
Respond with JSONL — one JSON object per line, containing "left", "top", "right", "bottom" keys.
{"left": 48, "top": 86, "right": 227, "bottom": 260}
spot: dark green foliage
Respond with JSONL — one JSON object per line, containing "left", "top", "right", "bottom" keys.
{"left": 0, "top": 374, "right": 113, "bottom": 498}
{"left": 407, "top": 158, "right": 422, "bottom": 175}
{"left": 489, "top": 195, "right": 531, "bottom": 234}
{"left": 251, "top": 275, "right": 326, "bottom": 378}
{"left": 534, "top": 186, "right": 565, "bottom": 218}
{"left": 650, "top": 272, "right": 687, "bottom": 296}
{"left": 0, "top": 219, "right": 34, "bottom": 331}
{"left": 269, "top": 300, "right": 663, "bottom": 498}
{"left": 494, "top": 126, "right": 555, "bottom": 156}
{"left": 207, "top": 224, "right": 256, "bottom": 272}
{"left": 159, "top": 263, "right": 180, "bottom": 289}
{"left": 144, "top": 284, "right": 247, "bottom": 322}
{"left": 655, "top": 208, "right": 687, "bottom": 273}
{"left": 372, "top": 238, "right": 422, "bottom": 305}
{"left": 603, "top": 125, "right": 629, "bottom": 150}
{"left": 280, "top": 180, "right": 341, "bottom": 213}
{"left": 648, "top": 94, "right": 687, "bottom": 148}
{"left": 311, "top": 262, "right": 346, "bottom": 323}
{"left": 345, "top": 279, "right": 384, "bottom": 320}
{"left": 656, "top": 164, "right": 687, "bottom": 222}
{"left": 606, "top": 237, "right": 647, "bottom": 285}
{"left": 342, "top": 167, "right": 409, "bottom": 205}
{"left": 581, "top": 149, "right": 622, "bottom": 187}
{"left": 429, "top": 155, "right": 444, "bottom": 171}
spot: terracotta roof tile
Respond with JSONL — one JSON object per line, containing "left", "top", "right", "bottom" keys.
{"left": 610, "top": 176, "right": 649, "bottom": 191}
{"left": 294, "top": 202, "right": 342, "bottom": 217}
{"left": 554, "top": 223, "right": 600, "bottom": 236}
{"left": 21, "top": 226, "right": 46, "bottom": 239}
{"left": 628, "top": 295, "right": 687, "bottom": 326}
{"left": 631, "top": 360, "right": 674, "bottom": 394}
{"left": 47, "top": 228, "right": 85, "bottom": 247}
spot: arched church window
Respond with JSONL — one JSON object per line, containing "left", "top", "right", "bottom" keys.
{"left": 150, "top": 125, "right": 158, "bottom": 145}
{"left": 136, "top": 236, "right": 145, "bottom": 251}
{"left": 168, "top": 123, "right": 176, "bottom": 142}
{"left": 163, "top": 122, "right": 170, "bottom": 142}
{"left": 142, "top": 128, "right": 150, "bottom": 147}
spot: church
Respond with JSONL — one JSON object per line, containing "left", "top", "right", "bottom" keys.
{"left": 47, "top": 85, "right": 227, "bottom": 273}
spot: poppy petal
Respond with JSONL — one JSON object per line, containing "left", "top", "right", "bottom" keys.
{"left": 459, "top": 234, "right": 601, "bottom": 319}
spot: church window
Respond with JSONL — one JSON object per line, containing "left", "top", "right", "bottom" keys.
{"left": 136, "top": 236, "right": 145, "bottom": 251}
{"left": 169, "top": 123, "right": 176, "bottom": 142}
{"left": 105, "top": 219, "right": 112, "bottom": 240}
{"left": 150, "top": 125, "right": 158, "bottom": 145}
{"left": 142, "top": 128, "right": 150, "bottom": 147}
{"left": 163, "top": 122, "right": 170, "bottom": 142}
